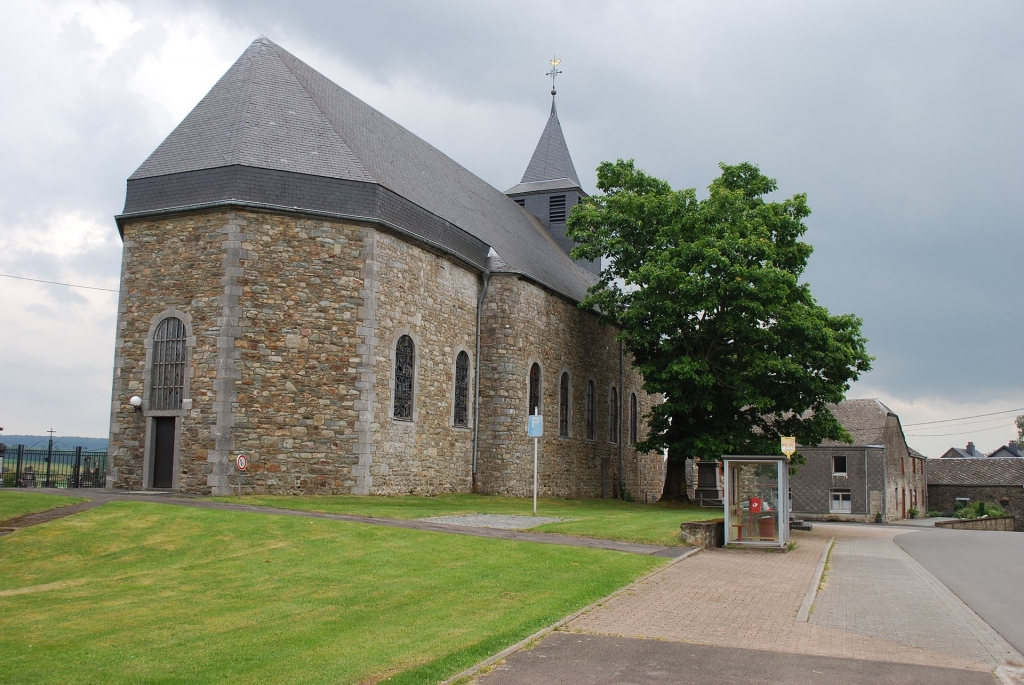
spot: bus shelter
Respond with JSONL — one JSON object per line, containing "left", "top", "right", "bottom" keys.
{"left": 723, "top": 455, "right": 790, "bottom": 548}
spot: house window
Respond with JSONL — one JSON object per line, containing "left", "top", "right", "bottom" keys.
{"left": 585, "top": 380, "right": 595, "bottom": 441}
{"left": 630, "top": 393, "right": 638, "bottom": 444}
{"left": 394, "top": 335, "right": 414, "bottom": 420}
{"left": 549, "top": 195, "right": 566, "bottom": 222}
{"left": 151, "top": 317, "right": 187, "bottom": 410}
{"left": 609, "top": 386, "right": 619, "bottom": 444}
{"left": 559, "top": 372, "right": 570, "bottom": 437}
{"left": 528, "top": 363, "right": 541, "bottom": 415}
{"left": 830, "top": 489, "right": 852, "bottom": 513}
{"left": 832, "top": 455, "right": 848, "bottom": 476}
{"left": 453, "top": 351, "right": 469, "bottom": 427}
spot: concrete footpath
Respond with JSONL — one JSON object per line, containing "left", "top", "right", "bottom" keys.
{"left": 474, "top": 524, "right": 1024, "bottom": 684}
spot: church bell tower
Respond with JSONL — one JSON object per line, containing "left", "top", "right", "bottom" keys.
{"left": 505, "top": 58, "right": 598, "bottom": 275}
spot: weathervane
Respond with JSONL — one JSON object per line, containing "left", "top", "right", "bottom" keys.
{"left": 546, "top": 56, "right": 562, "bottom": 96}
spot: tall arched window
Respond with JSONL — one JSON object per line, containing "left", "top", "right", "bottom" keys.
{"left": 559, "top": 372, "right": 570, "bottom": 437}
{"left": 394, "top": 335, "right": 415, "bottom": 420}
{"left": 609, "top": 386, "right": 619, "bottom": 444}
{"left": 151, "top": 317, "right": 187, "bottom": 410}
{"left": 528, "top": 363, "right": 541, "bottom": 415}
{"left": 454, "top": 351, "right": 469, "bottom": 427}
{"left": 630, "top": 393, "right": 638, "bottom": 445}
{"left": 585, "top": 380, "right": 596, "bottom": 441}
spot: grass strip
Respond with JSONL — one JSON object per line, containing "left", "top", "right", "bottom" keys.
{"left": 222, "top": 493, "right": 720, "bottom": 547}
{"left": 0, "top": 490, "right": 87, "bottom": 524}
{"left": 0, "top": 500, "right": 660, "bottom": 684}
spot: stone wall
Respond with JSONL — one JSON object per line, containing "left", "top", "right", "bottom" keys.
{"left": 474, "top": 274, "right": 664, "bottom": 501}
{"left": 935, "top": 516, "right": 1017, "bottom": 532}
{"left": 928, "top": 485, "right": 1024, "bottom": 532}
{"left": 791, "top": 448, "right": 885, "bottom": 518}
{"left": 368, "top": 230, "right": 479, "bottom": 495}
{"left": 109, "top": 207, "right": 664, "bottom": 499}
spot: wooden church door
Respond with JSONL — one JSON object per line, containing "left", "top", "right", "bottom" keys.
{"left": 152, "top": 418, "right": 175, "bottom": 488}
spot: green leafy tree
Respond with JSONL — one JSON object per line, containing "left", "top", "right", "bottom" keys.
{"left": 567, "top": 160, "right": 872, "bottom": 499}
{"left": 1016, "top": 415, "right": 1024, "bottom": 443}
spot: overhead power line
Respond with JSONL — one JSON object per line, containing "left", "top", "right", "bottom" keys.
{"left": 903, "top": 407, "right": 1024, "bottom": 427}
{"left": 0, "top": 273, "right": 119, "bottom": 293}
{"left": 905, "top": 422, "right": 1015, "bottom": 438}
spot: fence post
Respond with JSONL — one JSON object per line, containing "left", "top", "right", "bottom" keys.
{"left": 44, "top": 438, "right": 53, "bottom": 488}
{"left": 74, "top": 447, "right": 83, "bottom": 488}
{"left": 15, "top": 445, "right": 24, "bottom": 487}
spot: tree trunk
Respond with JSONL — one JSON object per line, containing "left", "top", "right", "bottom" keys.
{"left": 660, "top": 457, "right": 690, "bottom": 502}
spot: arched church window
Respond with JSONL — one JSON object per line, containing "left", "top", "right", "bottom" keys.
{"left": 630, "top": 393, "right": 638, "bottom": 445}
{"left": 454, "top": 351, "right": 469, "bottom": 427}
{"left": 559, "top": 372, "right": 570, "bottom": 437}
{"left": 529, "top": 363, "right": 541, "bottom": 415}
{"left": 609, "top": 386, "right": 619, "bottom": 444}
{"left": 150, "top": 317, "right": 187, "bottom": 410}
{"left": 394, "top": 335, "right": 415, "bottom": 420}
{"left": 585, "top": 380, "right": 596, "bottom": 441}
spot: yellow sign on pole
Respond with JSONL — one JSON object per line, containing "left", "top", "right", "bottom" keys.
{"left": 781, "top": 436, "right": 796, "bottom": 457}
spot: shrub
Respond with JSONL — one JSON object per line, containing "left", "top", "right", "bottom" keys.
{"left": 954, "top": 501, "right": 1006, "bottom": 519}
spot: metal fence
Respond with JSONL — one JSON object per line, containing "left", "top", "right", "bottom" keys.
{"left": 0, "top": 445, "right": 107, "bottom": 488}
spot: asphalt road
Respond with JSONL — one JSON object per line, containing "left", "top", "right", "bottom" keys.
{"left": 474, "top": 633, "right": 995, "bottom": 684}
{"left": 895, "top": 528, "right": 1024, "bottom": 655}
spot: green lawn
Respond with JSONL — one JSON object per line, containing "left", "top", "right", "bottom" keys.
{"left": 0, "top": 501, "right": 661, "bottom": 684}
{"left": 223, "top": 494, "right": 720, "bottom": 547}
{"left": 0, "top": 490, "right": 87, "bottom": 524}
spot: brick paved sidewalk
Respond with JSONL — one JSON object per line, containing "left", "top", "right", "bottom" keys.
{"left": 564, "top": 524, "right": 1022, "bottom": 673}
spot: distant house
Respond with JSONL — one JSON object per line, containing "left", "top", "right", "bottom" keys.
{"left": 941, "top": 442, "right": 986, "bottom": 459}
{"left": 791, "top": 399, "right": 926, "bottom": 522}
{"left": 927, "top": 458, "right": 1024, "bottom": 532}
{"left": 987, "top": 441, "right": 1024, "bottom": 459}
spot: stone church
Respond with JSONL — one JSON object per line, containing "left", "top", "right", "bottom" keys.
{"left": 106, "top": 37, "right": 665, "bottom": 500}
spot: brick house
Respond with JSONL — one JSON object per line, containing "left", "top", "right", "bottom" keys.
{"left": 927, "top": 458, "right": 1024, "bottom": 531}
{"left": 106, "top": 37, "right": 665, "bottom": 498}
{"left": 790, "top": 399, "right": 926, "bottom": 522}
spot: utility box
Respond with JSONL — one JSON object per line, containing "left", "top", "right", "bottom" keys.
{"left": 723, "top": 455, "right": 790, "bottom": 549}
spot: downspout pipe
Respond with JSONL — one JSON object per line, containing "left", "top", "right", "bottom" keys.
{"left": 471, "top": 269, "right": 491, "bottom": 491}
{"left": 619, "top": 340, "right": 625, "bottom": 498}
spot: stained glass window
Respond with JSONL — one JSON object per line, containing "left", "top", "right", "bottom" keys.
{"left": 585, "top": 380, "right": 595, "bottom": 440}
{"left": 559, "top": 372, "right": 570, "bottom": 437}
{"left": 609, "top": 386, "right": 619, "bottom": 444}
{"left": 150, "top": 317, "right": 187, "bottom": 410}
{"left": 529, "top": 363, "right": 541, "bottom": 416}
{"left": 454, "top": 351, "right": 469, "bottom": 427}
{"left": 394, "top": 335, "right": 414, "bottom": 420}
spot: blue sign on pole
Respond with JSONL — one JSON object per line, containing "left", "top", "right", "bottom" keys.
{"left": 528, "top": 415, "right": 543, "bottom": 437}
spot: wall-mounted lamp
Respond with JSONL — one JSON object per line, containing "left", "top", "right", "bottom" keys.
{"left": 129, "top": 396, "right": 142, "bottom": 412}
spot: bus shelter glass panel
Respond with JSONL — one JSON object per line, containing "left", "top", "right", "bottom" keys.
{"left": 725, "top": 459, "right": 789, "bottom": 547}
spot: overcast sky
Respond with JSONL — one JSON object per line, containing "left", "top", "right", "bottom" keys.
{"left": 1, "top": 0, "right": 1021, "bottom": 456}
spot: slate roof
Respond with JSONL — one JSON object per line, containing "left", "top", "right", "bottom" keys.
{"left": 988, "top": 443, "right": 1024, "bottom": 458}
{"left": 505, "top": 100, "right": 581, "bottom": 195}
{"left": 123, "top": 37, "right": 596, "bottom": 303}
{"left": 942, "top": 446, "right": 985, "bottom": 459}
{"left": 815, "top": 399, "right": 895, "bottom": 447}
{"left": 927, "top": 458, "right": 1024, "bottom": 486}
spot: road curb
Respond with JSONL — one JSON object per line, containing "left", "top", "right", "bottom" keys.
{"left": 439, "top": 545, "right": 702, "bottom": 684}
{"left": 796, "top": 537, "right": 834, "bottom": 622}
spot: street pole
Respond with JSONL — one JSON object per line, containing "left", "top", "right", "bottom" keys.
{"left": 533, "top": 435, "right": 538, "bottom": 515}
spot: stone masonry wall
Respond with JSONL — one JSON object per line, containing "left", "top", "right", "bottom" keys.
{"left": 475, "top": 274, "right": 663, "bottom": 501}
{"left": 928, "top": 484, "right": 1024, "bottom": 531}
{"left": 108, "top": 211, "right": 230, "bottom": 491}
{"left": 368, "top": 231, "right": 479, "bottom": 495}
{"left": 230, "top": 212, "right": 370, "bottom": 494}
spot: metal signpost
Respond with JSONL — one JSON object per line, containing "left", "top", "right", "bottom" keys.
{"left": 527, "top": 410, "right": 543, "bottom": 515}
{"left": 236, "top": 454, "right": 247, "bottom": 497}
